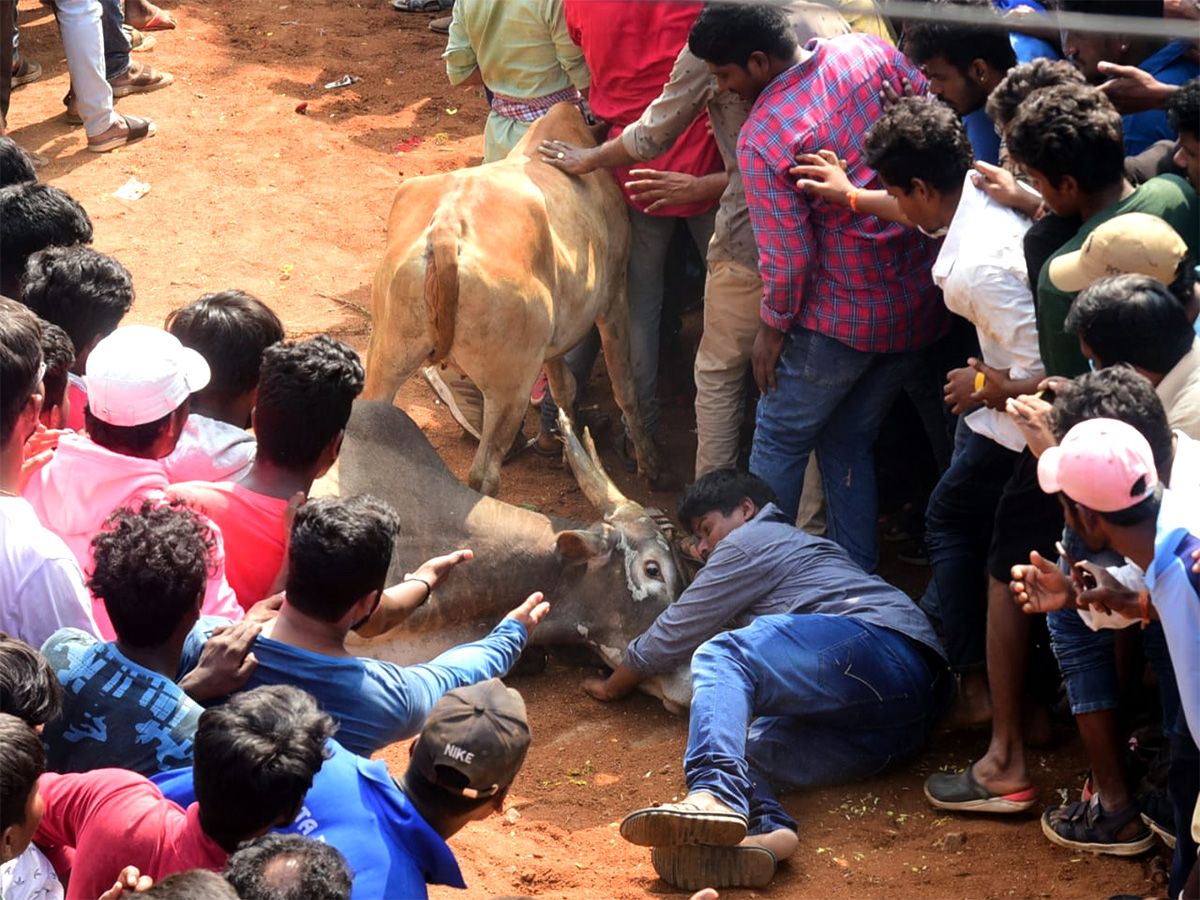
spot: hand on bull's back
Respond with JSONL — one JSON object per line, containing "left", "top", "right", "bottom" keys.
{"left": 505, "top": 592, "right": 550, "bottom": 639}
{"left": 538, "top": 139, "right": 596, "bottom": 175}
{"left": 407, "top": 548, "right": 473, "bottom": 592}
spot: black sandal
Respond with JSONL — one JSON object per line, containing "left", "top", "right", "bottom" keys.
{"left": 1040, "top": 795, "right": 1156, "bottom": 856}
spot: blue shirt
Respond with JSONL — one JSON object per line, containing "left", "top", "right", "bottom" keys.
{"left": 154, "top": 739, "right": 465, "bottom": 900}
{"left": 40, "top": 628, "right": 202, "bottom": 776}
{"left": 624, "top": 503, "right": 944, "bottom": 675}
{"left": 1143, "top": 487, "right": 1200, "bottom": 747}
{"left": 991, "top": 0, "right": 1060, "bottom": 64}
{"left": 179, "top": 617, "right": 529, "bottom": 757}
{"left": 963, "top": 107, "right": 1001, "bottom": 166}
{"left": 1123, "top": 41, "right": 1199, "bottom": 156}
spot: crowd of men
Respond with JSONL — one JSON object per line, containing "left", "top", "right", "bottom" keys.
{"left": 2, "top": 0, "right": 1200, "bottom": 897}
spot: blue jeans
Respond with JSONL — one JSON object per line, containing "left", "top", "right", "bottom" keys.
{"left": 1047, "top": 607, "right": 1176, "bottom": 721}
{"left": 100, "top": 0, "right": 131, "bottom": 80}
{"left": 749, "top": 327, "right": 920, "bottom": 572}
{"left": 539, "top": 208, "right": 714, "bottom": 438}
{"left": 923, "top": 430, "right": 1018, "bottom": 672}
{"left": 684, "top": 614, "right": 953, "bottom": 835}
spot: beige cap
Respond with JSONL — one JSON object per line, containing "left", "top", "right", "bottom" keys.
{"left": 1048, "top": 212, "right": 1189, "bottom": 293}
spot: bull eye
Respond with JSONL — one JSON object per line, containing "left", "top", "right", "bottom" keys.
{"left": 644, "top": 560, "right": 663, "bottom": 580}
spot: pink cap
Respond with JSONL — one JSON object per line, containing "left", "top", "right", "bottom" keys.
{"left": 86, "top": 325, "right": 210, "bottom": 427}
{"left": 1037, "top": 418, "right": 1157, "bottom": 512}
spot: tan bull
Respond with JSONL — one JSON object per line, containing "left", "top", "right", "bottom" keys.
{"left": 363, "top": 103, "right": 659, "bottom": 496}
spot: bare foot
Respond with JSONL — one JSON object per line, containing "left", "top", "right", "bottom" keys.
{"left": 970, "top": 752, "right": 1033, "bottom": 796}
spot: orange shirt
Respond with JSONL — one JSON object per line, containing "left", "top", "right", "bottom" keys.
{"left": 170, "top": 481, "right": 288, "bottom": 610}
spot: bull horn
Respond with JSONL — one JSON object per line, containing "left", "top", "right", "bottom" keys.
{"left": 557, "top": 407, "right": 634, "bottom": 515}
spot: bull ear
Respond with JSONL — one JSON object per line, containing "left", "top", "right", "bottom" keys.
{"left": 555, "top": 528, "right": 613, "bottom": 564}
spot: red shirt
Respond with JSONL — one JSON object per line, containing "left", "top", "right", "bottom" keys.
{"left": 34, "top": 770, "right": 227, "bottom": 900}
{"left": 170, "top": 481, "right": 289, "bottom": 610}
{"left": 564, "top": 0, "right": 722, "bottom": 217}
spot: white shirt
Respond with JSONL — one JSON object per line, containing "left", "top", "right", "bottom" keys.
{"left": 932, "top": 176, "right": 1044, "bottom": 453}
{"left": 0, "top": 846, "right": 63, "bottom": 900}
{"left": 0, "top": 497, "right": 97, "bottom": 648}
{"left": 161, "top": 413, "right": 256, "bottom": 484}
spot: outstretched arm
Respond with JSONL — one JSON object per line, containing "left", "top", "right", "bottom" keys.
{"left": 354, "top": 549, "right": 474, "bottom": 638}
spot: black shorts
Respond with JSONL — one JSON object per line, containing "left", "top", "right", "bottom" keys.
{"left": 986, "top": 447, "right": 1064, "bottom": 582}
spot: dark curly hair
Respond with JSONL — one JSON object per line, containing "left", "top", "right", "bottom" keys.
{"left": 1168, "top": 77, "right": 1199, "bottom": 140}
{"left": 0, "top": 714, "right": 45, "bottom": 833}
{"left": 0, "top": 136, "right": 37, "bottom": 188}
{"left": 687, "top": 3, "right": 797, "bottom": 68}
{"left": 225, "top": 834, "right": 353, "bottom": 900}
{"left": 866, "top": 96, "right": 974, "bottom": 194}
{"left": 0, "top": 633, "right": 63, "bottom": 727}
{"left": 140, "top": 871, "right": 238, "bottom": 900}
{"left": 195, "top": 685, "right": 335, "bottom": 839}
{"left": 1007, "top": 83, "right": 1125, "bottom": 193}
{"left": 1052, "top": 367, "right": 1173, "bottom": 476}
{"left": 88, "top": 499, "right": 217, "bottom": 648}
{"left": 285, "top": 494, "right": 400, "bottom": 623}
{"left": 39, "top": 321, "right": 75, "bottom": 423}
{"left": 21, "top": 245, "right": 134, "bottom": 356}
{"left": 900, "top": 0, "right": 1015, "bottom": 76}
{"left": 985, "top": 58, "right": 1087, "bottom": 129}
{"left": 677, "top": 468, "right": 778, "bottom": 529}
{"left": 254, "top": 335, "right": 364, "bottom": 470}
{"left": 0, "top": 182, "right": 93, "bottom": 300}
{"left": 166, "top": 290, "right": 284, "bottom": 402}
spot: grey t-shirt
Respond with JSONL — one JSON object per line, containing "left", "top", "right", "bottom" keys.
{"left": 624, "top": 503, "right": 943, "bottom": 675}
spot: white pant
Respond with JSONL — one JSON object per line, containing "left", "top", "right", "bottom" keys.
{"left": 56, "top": 0, "right": 117, "bottom": 137}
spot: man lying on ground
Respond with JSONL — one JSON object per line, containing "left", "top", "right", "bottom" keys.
{"left": 598, "top": 469, "right": 950, "bottom": 891}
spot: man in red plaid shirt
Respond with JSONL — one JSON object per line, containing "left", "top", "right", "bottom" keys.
{"left": 689, "top": 5, "right": 948, "bottom": 573}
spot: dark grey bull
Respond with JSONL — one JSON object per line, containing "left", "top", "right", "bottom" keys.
{"left": 339, "top": 400, "right": 691, "bottom": 710}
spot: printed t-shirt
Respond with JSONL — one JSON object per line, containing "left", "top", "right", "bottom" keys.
{"left": 40, "top": 628, "right": 202, "bottom": 776}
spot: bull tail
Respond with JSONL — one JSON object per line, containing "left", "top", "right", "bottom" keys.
{"left": 424, "top": 217, "right": 460, "bottom": 365}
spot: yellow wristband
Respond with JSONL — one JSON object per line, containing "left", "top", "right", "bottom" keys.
{"left": 974, "top": 371, "right": 986, "bottom": 391}
{"left": 847, "top": 188, "right": 862, "bottom": 212}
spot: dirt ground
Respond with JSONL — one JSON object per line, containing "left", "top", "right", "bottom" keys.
{"left": 8, "top": 1, "right": 1175, "bottom": 896}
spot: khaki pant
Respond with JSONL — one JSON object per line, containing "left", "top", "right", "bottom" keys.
{"left": 693, "top": 260, "right": 764, "bottom": 478}
{"left": 692, "top": 260, "right": 827, "bottom": 534}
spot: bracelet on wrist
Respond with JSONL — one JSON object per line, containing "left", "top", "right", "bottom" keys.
{"left": 847, "top": 187, "right": 862, "bottom": 212}
{"left": 404, "top": 576, "right": 433, "bottom": 607}
{"left": 1138, "top": 590, "right": 1152, "bottom": 629}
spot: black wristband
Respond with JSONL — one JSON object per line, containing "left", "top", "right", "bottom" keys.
{"left": 404, "top": 576, "right": 433, "bottom": 607}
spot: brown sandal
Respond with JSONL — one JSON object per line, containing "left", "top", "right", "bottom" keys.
{"left": 109, "top": 61, "right": 174, "bottom": 97}
{"left": 88, "top": 115, "right": 157, "bottom": 153}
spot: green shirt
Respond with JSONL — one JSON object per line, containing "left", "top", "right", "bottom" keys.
{"left": 443, "top": 0, "right": 590, "bottom": 162}
{"left": 1036, "top": 174, "right": 1200, "bottom": 377}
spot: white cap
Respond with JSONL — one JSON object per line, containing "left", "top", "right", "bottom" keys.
{"left": 85, "top": 325, "right": 211, "bottom": 427}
